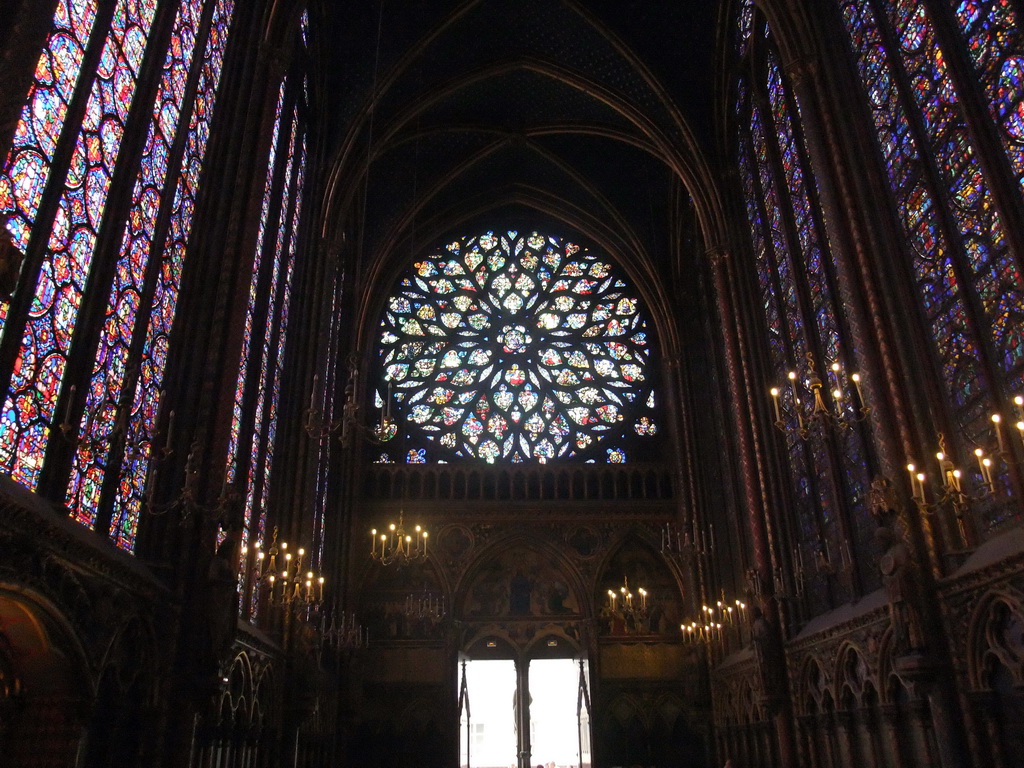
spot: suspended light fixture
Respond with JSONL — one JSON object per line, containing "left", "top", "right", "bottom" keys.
{"left": 370, "top": 510, "right": 428, "bottom": 566}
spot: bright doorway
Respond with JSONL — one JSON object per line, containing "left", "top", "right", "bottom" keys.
{"left": 458, "top": 656, "right": 592, "bottom": 768}
{"left": 459, "top": 659, "right": 518, "bottom": 768}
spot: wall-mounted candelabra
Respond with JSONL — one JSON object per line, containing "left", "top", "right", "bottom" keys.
{"left": 769, "top": 353, "right": 868, "bottom": 440}
{"left": 901, "top": 394, "right": 1024, "bottom": 543}
{"left": 905, "top": 432, "right": 1004, "bottom": 541}
{"left": 0, "top": 222, "right": 24, "bottom": 299}
{"left": 144, "top": 438, "right": 233, "bottom": 519}
{"left": 59, "top": 385, "right": 229, "bottom": 519}
{"left": 779, "top": 538, "right": 850, "bottom": 603}
{"left": 661, "top": 521, "right": 714, "bottom": 560}
{"left": 370, "top": 510, "right": 428, "bottom": 566}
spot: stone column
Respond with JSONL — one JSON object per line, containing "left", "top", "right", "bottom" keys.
{"left": 879, "top": 705, "right": 908, "bottom": 768}
{"left": 906, "top": 699, "right": 940, "bottom": 767}
{"left": 796, "top": 714, "right": 819, "bottom": 768}
{"left": 834, "top": 709, "right": 858, "bottom": 768}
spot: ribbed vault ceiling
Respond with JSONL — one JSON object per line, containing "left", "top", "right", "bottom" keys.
{"left": 317, "top": 0, "right": 727, "bottom": 337}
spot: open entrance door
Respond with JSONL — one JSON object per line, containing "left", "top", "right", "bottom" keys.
{"left": 458, "top": 657, "right": 518, "bottom": 768}
{"left": 458, "top": 650, "right": 592, "bottom": 768}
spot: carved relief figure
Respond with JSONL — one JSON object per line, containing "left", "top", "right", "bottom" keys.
{"left": 875, "top": 525, "right": 925, "bottom": 657}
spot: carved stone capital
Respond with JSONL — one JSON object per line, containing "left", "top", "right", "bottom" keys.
{"left": 706, "top": 245, "right": 730, "bottom": 270}
{"left": 783, "top": 56, "right": 818, "bottom": 89}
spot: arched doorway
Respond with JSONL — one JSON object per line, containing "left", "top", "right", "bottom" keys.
{"left": 0, "top": 590, "right": 90, "bottom": 768}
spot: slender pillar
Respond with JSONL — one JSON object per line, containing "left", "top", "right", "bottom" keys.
{"left": 880, "top": 705, "right": 908, "bottom": 768}
{"left": 516, "top": 659, "right": 531, "bottom": 768}
{"left": 707, "top": 245, "right": 797, "bottom": 766}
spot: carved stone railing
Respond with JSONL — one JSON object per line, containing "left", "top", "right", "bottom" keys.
{"left": 360, "top": 462, "right": 674, "bottom": 503}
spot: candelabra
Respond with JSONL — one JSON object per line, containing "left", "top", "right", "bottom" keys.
{"left": 769, "top": 353, "right": 868, "bottom": 440}
{"left": 783, "top": 538, "right": 848, "bottom": 601}
{"left": 681, "top": 593, "right": 747, "bottom": 646}
{"left": 305, "top": 374, "right": 397, "bottom": 444}
{"left": 661, "top": 521, "right": 716, "bottom": 560}
{"left": 320, "top": 610, "right": 368, "bottom": 651}
{"left": 0, "top": 222, "right": 24, "bottom": 300}
{"left": 405, "top": 589, "right": 446, "bottom": 621}
{"left": 369, "top": 510, "right": 428, "bottom": 566}
{"left": 905, "top": 433, "right": 1004, "bottom": 541}
{"left": 243, "top": 527, "right": 325, "bottom": 615}
{"left": 605, "top": 576, "right": 649, "bottom": 634}
{"left": 60, "top": 380, "right": 176, "bottom": 457}
{"left": 142, "top": 438, "right": 234, "bottom": 520}
{"left": 902, "top": 395, "right": 1024, "bottom": 541}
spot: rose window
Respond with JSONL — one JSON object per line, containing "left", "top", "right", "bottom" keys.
{"left": 375, "top": 230, "right": 658, "bottom": 463}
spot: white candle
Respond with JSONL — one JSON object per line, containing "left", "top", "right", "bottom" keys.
{"left": 992, "top": 413, "right": 1006, "bottom": 453}
{"left": 907, "top": 463, "right": 918, "bottom": 499}
{"left": 851, "top": 373, "right": 864, "bottom": 410}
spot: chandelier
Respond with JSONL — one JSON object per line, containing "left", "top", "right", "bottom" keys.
{"left": 370, "top": 510, "right": 428, "bottom": 566}
{"left": 681, "top": 593, "right": 747, "bottom": 646}
{"left": 605, "top": 576, "right": 649, "bottom": 634}
{"left": 321, "top": 610, "right": 368, "bottom": 651}
{"left": 243, "top": 527, "right": 325, "bottom": 612}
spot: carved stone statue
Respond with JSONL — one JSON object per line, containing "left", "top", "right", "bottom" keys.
{"left": 750, "top": 606, "right": 786, "bottom": 708}
{"left": 205, "top": 537, "right": 238, "bottom": 664}
{"left": 875, "top": 524, "right": 925, "bottom": 657}
{"left": 869, "top": 475, "right": 902, "bottom": 524}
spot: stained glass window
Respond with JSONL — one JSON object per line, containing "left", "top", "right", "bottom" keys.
{"left": 106, "top": 0, "right": 236, "bottom": 550}
{"left": 953, "top": 0, "right": 1024, "bottom": 190}
{"left": 0, "top": 0, "right": 98, "bottom": 329}
{"left": 736, "top": 0, "right": 755, "bottom": 56}
{"left": 0, "top": 0, "right": 235, "bottom": 550}
{"left": 228, "top": 82, "right": 286, "bottom": 491}
{"left": 837, "top": 0, "right": 1024, "bottom": 529}
{"left": 67, "top": 0, "right": 206, "bottom": 535}
{"left": 0, "top": 0, "right": 160, "bottom": 489}
{"left": 375, "top": 231, "right": 658, "bottom": 464}
{"left": 312, "top": 268, "right": 344, "bottom": 566}
{"left": 736, "top": 13, "right": 875, "bottom": 607}
{"left": 227, "top": 50, "right": 309, "bottom": 616}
